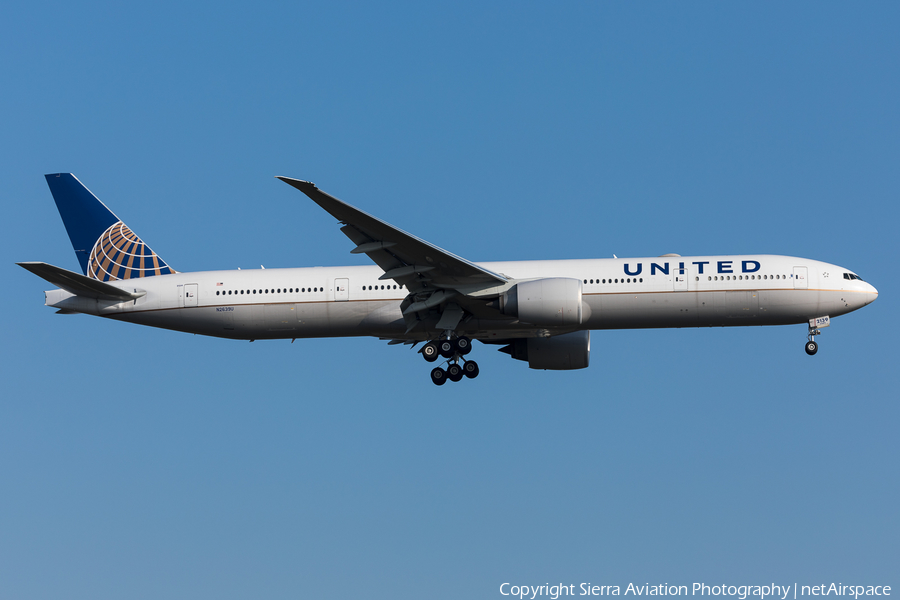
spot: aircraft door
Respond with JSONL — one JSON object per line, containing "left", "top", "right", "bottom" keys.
{"left": 184, "top": 284, "right": 198, "bottom": 307}
{"left": 793, "top": 267, "right": 808, "bottom": 289}
{"left": 335, "top": 278, "right": 349, "bottom": 301}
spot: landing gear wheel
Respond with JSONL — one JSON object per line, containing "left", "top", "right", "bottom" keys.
{"left": 430, "top": 367, "right": 447, "bottom": 386}
{"left": 455, "top": 336, "right": 472, "bottom": 355}
{"left": 439, "top": 339, "right": 455, "bottom": 358}
{"left": 447, "top": 363, "right": 463, "bottom": 382}
{"left": 422, "top": 342, "right": 439, "bottom": 363}
{"left": 805, "top": 340, "right": 818, "bottom": 356}
{"left": 462, "top": 360, "right": 479, "bottom": 379}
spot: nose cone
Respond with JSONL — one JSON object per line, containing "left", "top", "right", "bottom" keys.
{"left": 864, "top": 282, "right": 878, "bottom": 305}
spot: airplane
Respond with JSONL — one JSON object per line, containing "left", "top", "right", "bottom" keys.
{"left": 19, "top": 173, "right": 878, "bottom": 385}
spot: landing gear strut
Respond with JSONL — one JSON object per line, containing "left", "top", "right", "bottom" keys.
{"left": 805, "top": 323, "right": 821, "bottom": 356}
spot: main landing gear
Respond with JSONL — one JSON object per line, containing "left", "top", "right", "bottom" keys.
{"left": 423, "top": 336, "right": 479, "bottom": 385}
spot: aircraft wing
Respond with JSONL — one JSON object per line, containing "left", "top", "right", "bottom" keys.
{"left": 17, "top": 262, "right": 144, "bottom": 301}
{"left": 277, "top": 177, "right": 507, "bottom": 291}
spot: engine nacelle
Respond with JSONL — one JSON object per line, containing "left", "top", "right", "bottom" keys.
{"left": 500, "top": 277, "right": 583, "bottom": 326}
{"left": 500, "top": 330, "right": 591, "bottom": 370}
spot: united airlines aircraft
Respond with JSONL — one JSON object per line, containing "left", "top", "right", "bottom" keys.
{"left": 20, "top": 174, "right": 878, "bottom": 385}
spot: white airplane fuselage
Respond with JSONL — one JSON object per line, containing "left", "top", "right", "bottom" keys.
{"left": 25, "top": 174, "right": 878, "bottom": 380}
{"left": 43, "top": 254, "right": 877, "bottom": 341}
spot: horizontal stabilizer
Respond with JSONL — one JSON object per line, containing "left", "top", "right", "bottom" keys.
{"left": 17, "top": 262, "right": 145, "bottom": 301}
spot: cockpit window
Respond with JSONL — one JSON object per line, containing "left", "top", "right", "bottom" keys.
{"left": 843, "top": 272, "right": 864, "bottom": 281}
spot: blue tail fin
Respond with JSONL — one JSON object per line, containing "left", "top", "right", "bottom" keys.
{"left": 45, "top": 173, "right": 175, "bottom": 281}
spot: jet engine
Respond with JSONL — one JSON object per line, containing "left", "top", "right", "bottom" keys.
{"left": 500, "top": 330, "right": 590, "bottom": 370}
{"left": 500, "top": 277, "right": 584, "bottom": 326}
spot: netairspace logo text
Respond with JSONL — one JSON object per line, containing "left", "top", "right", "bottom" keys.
{"left": 499, "top": 583, "right": 892, "bottom": 600}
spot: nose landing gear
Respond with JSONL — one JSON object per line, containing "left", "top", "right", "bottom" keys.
{"left": 805, "top": 318, "right": 827, "bottom": 355}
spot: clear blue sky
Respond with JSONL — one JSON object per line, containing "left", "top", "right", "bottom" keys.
{"left": 2, "top": 2, "right": 897, "bottom": 599}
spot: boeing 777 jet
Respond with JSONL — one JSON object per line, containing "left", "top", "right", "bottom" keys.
{"left": 20, "top": 174, "right": 878, "bottom": 385}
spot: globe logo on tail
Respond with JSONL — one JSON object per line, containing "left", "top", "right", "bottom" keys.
{"left": 87, "top": 221, "right": 174, "bottom": 281}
